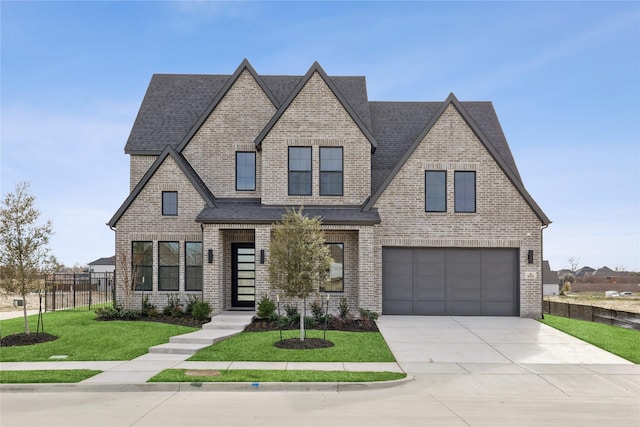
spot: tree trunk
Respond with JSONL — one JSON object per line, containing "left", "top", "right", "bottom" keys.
{"left": 299, "top": 298, "right": 305, "bottom": 341}
{"left": 22, "top": 291, "right": 29, "bottom": 335}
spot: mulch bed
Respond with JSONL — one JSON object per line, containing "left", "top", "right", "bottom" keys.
{"left": 0, "top": 332, "right": 58, "bottom": 347}
{"left": 274, "top": 338, "right": 334, "bottom": 350}
{"left": 244, "top": 317, "right": 378, "bottom": 333}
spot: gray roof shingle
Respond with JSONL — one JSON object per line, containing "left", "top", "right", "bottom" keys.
{"left": 196, "top": 200, "right": 380, "bottom": 225}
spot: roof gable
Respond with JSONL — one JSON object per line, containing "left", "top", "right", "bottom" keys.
{"left": 254, "top": 62, "right": 378, "bottom": 153}
{"left": 108, "top": 145, "right": 215, "bottom": 227}
{"left": 364, "top": 93, "right": 550, "bottom": 225}
{"left": 175, "top": 59, "right": 279, "bottom": 153}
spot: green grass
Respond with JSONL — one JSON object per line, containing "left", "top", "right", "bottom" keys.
{"left": 149, "top": 369, "right": 405, "bottom": 383}
{"left": 189, "top": 329, "right": 395, "bottom": 362}
{"left": 540, "top": 314, "right": 640, "bottom": 363}
{"left": 0, "top": 311, "right": 196, "bottom": 362}
{"left": 0, "top": 370, "right": 101, "bottom": 383}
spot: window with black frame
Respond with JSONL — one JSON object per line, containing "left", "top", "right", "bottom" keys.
{"left": 454, "top": 171, "right": 476, "bottom": 213}
{"left": 236, "top": 152, "right": 256, "bottom": 191}
{"left": 185, "top": 242, "right": 203, "bottom": 291}
{"left": 159, "top": 242, "right": 179, "bottom": 291}
{"left": 322, "top": 243, "right": 344, "bottom": 292}
{"left": 320, "top": 147, "right": 343, "bottom": 196}
{"left": 132, "top": 241, "right": 152, "bottom": 291}
{"left": 288, "top": 147, "right": 312, "bottom": 196}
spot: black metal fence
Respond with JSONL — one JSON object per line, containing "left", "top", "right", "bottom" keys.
{"left": 44, "top": 272, "right": 115, "bottom": 312}
{"left": 543, "top": 300, "right": 640, "bottom": 331}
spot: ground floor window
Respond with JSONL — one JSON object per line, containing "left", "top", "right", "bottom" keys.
{"left": 322, "top": 243, "right": 344, "bottom": 292}
{"left": 185, "top": 242, "right": 203, "bottom": 291}
{"left": 132, "top": 241, "right": 152, "bottom": 291}
{"left": 159, "top": 242, "right": 179, "bottom": 291}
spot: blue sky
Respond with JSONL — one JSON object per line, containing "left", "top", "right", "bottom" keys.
{"left": 1, "top": 1, "right": 639, "bottom": 272}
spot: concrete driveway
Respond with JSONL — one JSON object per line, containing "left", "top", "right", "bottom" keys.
{"left": 376, "top": 315, "right": 632, "bottom": 371}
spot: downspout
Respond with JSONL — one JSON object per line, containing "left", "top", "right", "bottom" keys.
{"left": 540, "top": 223, "right": 549, "bottom": 319}
{"left": 200, "top": 223, "right": 205, "bottom": 302}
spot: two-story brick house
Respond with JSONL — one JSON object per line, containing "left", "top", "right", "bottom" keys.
{"left": 108, "top": 60, "right": 550, "bottom": 318}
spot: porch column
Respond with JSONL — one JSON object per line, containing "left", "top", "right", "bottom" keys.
{"left": 254, "top": 225, "right": 271, "bottom": 303}
{"left": 357, "top": 226, "right": 379, "bottom": 312}
{"left": 202, "top": 224, "right": 223, "bottom": 315}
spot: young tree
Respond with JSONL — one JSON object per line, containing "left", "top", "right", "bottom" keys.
{"left": 0, "top": 182, "right": 54, "bottom": 334}
{"left": 268, "top": 208, "right": 332, "bottom": 341}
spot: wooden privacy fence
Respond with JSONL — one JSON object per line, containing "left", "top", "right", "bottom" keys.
{"left": 44, "top": 272, "right": 115, "bottom": 312}
{"left": 543, "top": 300, "right": 640, "bottom": 331}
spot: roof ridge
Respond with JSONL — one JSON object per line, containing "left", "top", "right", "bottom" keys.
{"left": 254, "top": 61, "right": 378, "bottom": 153}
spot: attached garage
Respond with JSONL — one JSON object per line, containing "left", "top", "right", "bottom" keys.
{"left": 382, "top": 247, "right": 519, "bottom": 316}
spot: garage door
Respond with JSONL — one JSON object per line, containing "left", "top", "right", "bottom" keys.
{"left": 382, "top": 248, "right": 519, "bottom": 316}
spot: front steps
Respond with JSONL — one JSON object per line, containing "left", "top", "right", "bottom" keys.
{"left": 148, "top": 311, "right": 254, "bottom": 355}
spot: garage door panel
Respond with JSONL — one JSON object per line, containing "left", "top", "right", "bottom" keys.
{"left": 383, "top": 300, "right": 413, "bottom": 315}
{"left": 414, "top": 300, "right": 447, "bottom": 315}
{"left": 449, "top": 301, "right": 482, "bottom": 316}
{"left": 382, "top": 247, "right": 518, "bottom": 316}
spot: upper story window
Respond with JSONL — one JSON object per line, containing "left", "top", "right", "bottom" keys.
{"left": 236, "top": 152, "right": 256, "bottom": 191}
{"left": 425, "top": 171, "right": 446, "bottom": 212}
{"left": 162, "top": 191, "right": 178, "bottom": 216}
{"left": 158, "top": 242, "right": 179, "bottom": 291}
{"left": 132, "top": 241, "right": 152, "bottom": 291}
{"left": 185, "top": 242, "right": 203, "bottom": 291}
{"left": 320, "top": 147, "right": 343, "bottom": 196}
{"left": 288, "top": 147, "right": 312, "bottom": 196}
{"left": 454, "top": 171, "right": 476, "bottom": 213}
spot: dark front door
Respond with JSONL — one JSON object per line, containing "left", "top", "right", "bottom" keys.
{"left": 232, "top": 243, "right": 255, "bottom": 308}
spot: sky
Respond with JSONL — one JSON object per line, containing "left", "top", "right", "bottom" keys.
{"left": 1, "top": 1, "right": 639, "bottom": 272}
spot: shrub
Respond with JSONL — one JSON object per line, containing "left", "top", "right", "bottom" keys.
{"left": 141, "top": 295, "right": 156, "bottom": 317}
{"left": 191, "top": 300, "right": 211, "bottom": 321}
{"left": 304, "top": 316, "right": 316, "bottom": 329}
{"left": 338, "top": 297, "right": 350, "bottom": 320}
{"left": 95, "top": 306, "right": 141, "bottom": 321}
{"left": 310, "top": 298, "right": 326, "bottom": 323}
{"left": 358, "top": 308, "right": 379, "bottom": 322}
{"left": 256, "top": 295, "right": 276, "bottom": 319}
{"left": 163, "top": 294, "right": 183, "bottom": 317}
{"left": 184, "top": 295, "right": 200, "bottom": 316}
{"left": 284, "top": 305, "right": 300, "bottom": 325}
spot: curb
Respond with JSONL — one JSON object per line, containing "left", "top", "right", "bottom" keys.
{"left": 0, "top": 376, "right": 413, "bottom": 393}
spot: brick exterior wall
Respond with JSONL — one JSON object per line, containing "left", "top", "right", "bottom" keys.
{"left": 182, "top": 70, "right": 275, "bottom": 197}
{"left": 372, "top": 105, "right": 543, "bottom": 318}
{"left": 115, "top": 68, "right": 544, "bottom": 319}
{"left": 114, "top": 155, "right": 206, "bottom": 310}
{"left": 261, "top": 72, "right": 371, "bottom": 206}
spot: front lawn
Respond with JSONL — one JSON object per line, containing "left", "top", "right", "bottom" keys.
{"left": 0, "top": 370, "right": 101, "bottom": 383}
{"left": 0, "top": 310, "right": 196, "bottom": 362}
{"left": 150, "top": 369, "right": 405, "bottom": 383}
{"left": 540, "top": 314, "right": 640, "bottom": 363}
{"left": 189, "top": 329, "right": 395, "bottom": 362}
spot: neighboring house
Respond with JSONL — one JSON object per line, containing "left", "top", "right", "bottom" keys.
{"left": 593, "top": 266, "right": 628, "bottom": 278}
{"left": 542, "top": 261, "right": 560, "bottom": 296}
{"left": 574, "top": 266, "right": 596, "bottom": 278}
{"left": 88, "top": 256, "right": 116, "bottom": 274}
{"left": 108, "top": 60, "right": 550, "bottom": 318}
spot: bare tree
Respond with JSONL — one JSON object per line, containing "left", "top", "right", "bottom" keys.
{"left": 0, "top": 182, "right": 54, "bottom": 334}
{"left": 268, "top": 208, "right": 332, "bottom": 341}
{"left": 567, "top": 256, "right": 580, "bottom": 273}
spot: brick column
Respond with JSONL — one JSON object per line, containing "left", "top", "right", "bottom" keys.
{"left": 202, "top": 224, "right": 223, "bottom": 315}
{"left": 357, "top": 226, "right": 378, "bottom": 312}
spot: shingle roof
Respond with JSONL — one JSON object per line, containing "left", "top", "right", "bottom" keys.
{"left": 88, "top": 256, "right": 116, "bottom": 266}
{"left": 196, "top": 200, "right": 381, "bottom": 225}
{"left": 108, "top": 145, "right": 215, "bottom": 227}
{"left": 122, "top": 60, "right": 549, "bottom": 225}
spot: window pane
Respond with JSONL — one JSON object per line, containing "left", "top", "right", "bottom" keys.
{"left": 132, "top": 241, "right": 152, "bottom": 291}
{"left": 323, "top": 243, "right": 344, "bottom": 292}
{"left": 185, "top": 242, "right": 202, "bottom": 291}
{"left": 320, "top": 171, "right": 343, "bottom": 196}
{"left": 289, "top": 147, "right": 311, "bottom": 171}
{"left": 455, "top": 171, "right": 476, "bottom": 213}
{"left": 159, "top": 242, "right": 179, "bottom": 291}
{"left": 236, "top": 152, "right": 256, "bottom": 191}
{"left": 425, "top": 171, "right": 446, "bottom": 212}
{"left": 289, "top": 171, "right": 312, "bottom": 195}
{"left": 162, "top": 192, "right": 178, "bottom": 216}
{"left": 320, "top": 147, "right": 342, "bottom": 171}
{"left": 159, "top": 242, "right": 179, "bottom": 265}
